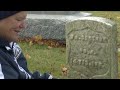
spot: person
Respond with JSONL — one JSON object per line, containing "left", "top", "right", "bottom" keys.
{"left": 0, "top": 11, "right": 54, "bottom": 79}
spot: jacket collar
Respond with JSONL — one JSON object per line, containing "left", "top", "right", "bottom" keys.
{"left": 0, "top": 38, "right": 15, "bottom": 51}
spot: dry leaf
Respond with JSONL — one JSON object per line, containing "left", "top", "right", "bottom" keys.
{"left": 37, "top": 41, "right": 44, "bottom": 45}
{"left": 47, "top": 46, "right": 52, "bottom": 49}
{"left": 25, "top": 53, "right": 31, "bottom": 59}
{"left": 34, "top": 35, "right": 42, "bottom": 41}
{"left": 29, "top": 41, "right": 33, "bottom": 47}
{"left": 117, "top": 17, "right": 120, "bottom": 19}
{"left": 61, "top": 64, "right": 68, "bottom": 76}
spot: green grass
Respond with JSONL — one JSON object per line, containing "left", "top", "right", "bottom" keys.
{"left": 19, "top": 42, "right": 66, "bottom": 78}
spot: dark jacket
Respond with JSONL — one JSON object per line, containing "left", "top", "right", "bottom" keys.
{"left": 0, "top": 39, "right": 53, "bottom": 79}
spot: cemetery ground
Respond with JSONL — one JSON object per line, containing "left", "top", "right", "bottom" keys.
{"left": 19, "top": 11, "right": 120, "bottom": 79}
{"left": 19, "top": 41, "right": 67, "bottom": 79}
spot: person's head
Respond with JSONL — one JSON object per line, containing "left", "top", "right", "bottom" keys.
{"left": 0, "top": 11, "right": 27, "bottom": 42}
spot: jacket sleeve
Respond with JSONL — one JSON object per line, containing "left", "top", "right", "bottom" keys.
{"left": 17, "top": 52, "right": 32, "bottom": 75}
{"left": 0, "top": 57, "right": 19, "bottom": 79}
{"left": 0, "top": 64, "right": 20, "bottom": 79}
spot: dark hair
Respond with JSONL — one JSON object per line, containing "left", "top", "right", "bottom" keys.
{"left": 0, "top": 11, "right": 21, "bottom": 20}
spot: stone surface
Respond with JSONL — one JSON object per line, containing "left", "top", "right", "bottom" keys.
{"left": 27, "top": 11, "right": 92, "bottom": 16}
{"left": 19, "top": 12, "right": 92, "bottom": 40}
{"left": 27, "top": 11, "right": 80, "bottom": 15}
{"left": 65, "top": 17, "right": 118, "bottom": 79}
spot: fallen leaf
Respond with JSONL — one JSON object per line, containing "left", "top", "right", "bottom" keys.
{"left": 25, "top": 53, "right": 31, "bottom": 59}
{"left": 117, "top": 17, "right": 120, "bottom": 19}
{"left": 29, "top": 41, "right": 33, "bottom": 47}
{"left": 47, "top": 46, "right": 52, "bottom": 49}
{"left": 61, "top": 64, "right": 68, "bottom": 76}
{"left": 37, "top": 41, "right": 44, "bottom": 45}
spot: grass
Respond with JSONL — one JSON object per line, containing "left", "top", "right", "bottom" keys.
{"left": 19, "top": 11, "right": 120, "bottom": 79}
{"left": 19, "top": 42, "right": 66, "bottom": 78}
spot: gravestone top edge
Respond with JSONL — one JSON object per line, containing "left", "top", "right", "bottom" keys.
{"left": 27, "top": 11, "right": 92, "bottom": 16}
{"left": 26, "top": 14, "right": 91, "bottom": 21}
{"left": 66, "top": 16, "right": 116, "bottom": 26}
{"left": 26, "top": 15, "right": 116, "bottom": 26}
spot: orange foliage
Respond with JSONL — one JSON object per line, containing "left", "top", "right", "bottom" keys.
{"left": 18, "top": 35, "right": 66, "bottom": 48}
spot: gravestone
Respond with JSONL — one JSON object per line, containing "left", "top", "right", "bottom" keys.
{"left": 19, "top": 11, "right": 91, "bottom": 41}
{"left": 65, "top": 17, "right": 118, "bottom": 79}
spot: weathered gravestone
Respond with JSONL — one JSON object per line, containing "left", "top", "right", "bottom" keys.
{"left": 65, "top": 17, "right": 118, "bottom": 79}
